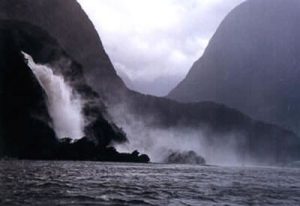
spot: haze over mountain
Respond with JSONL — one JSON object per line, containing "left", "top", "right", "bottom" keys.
{"left": 169, "top": 0, "right": 300, "bottom": 135}
{"left": 0, "top": 0, "right": 299, "bottom": 165}
{"left": 77, "top": 0, "right": 246, "bottom": 96}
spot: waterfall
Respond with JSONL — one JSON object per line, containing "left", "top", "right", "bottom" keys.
{"left": 22, "top": 52, "right": 84, "bottom": 139}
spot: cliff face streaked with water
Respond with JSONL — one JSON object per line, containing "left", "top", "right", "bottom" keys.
{"left": 0, "top": 0, "right": 125, "bottom": 94}
{"left": 0, "top": 20, "right": 131, "bottom": 159}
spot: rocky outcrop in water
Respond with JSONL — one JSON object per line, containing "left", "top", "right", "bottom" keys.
{"left": 55, "top": 138, "right": 150, "bottom": 163}
{"left": 164, "top": 151, "right": 206, "bottom": 165}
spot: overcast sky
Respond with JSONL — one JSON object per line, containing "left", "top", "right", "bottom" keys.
{"left": 77, "top": 0, "right": 246, "bottom": 96}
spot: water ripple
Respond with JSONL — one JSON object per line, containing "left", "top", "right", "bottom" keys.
{"left": 0, "top": 161, "right": 299, "bottom": 205}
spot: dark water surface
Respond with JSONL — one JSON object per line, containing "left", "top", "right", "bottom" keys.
{"left": 0, "top": 161, "right": 299, "bottom": 205}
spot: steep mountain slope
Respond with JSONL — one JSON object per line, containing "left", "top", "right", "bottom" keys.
{"left": 168, "top": 0, "right": 300, "bottom": 134}
{"left": 0, "top": 0, "right": 299, "bottom": 165}
{"left": 0, "top": 20, "right": 133, "bottom": 159}
{"left": 0, "top": 0, "right": 125, "bottom": 93}
{"left": 0, "top": 29, "right": 57, "bottom": 158}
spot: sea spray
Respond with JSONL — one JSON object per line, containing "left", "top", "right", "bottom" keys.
{"left": 22, "top": 52, "right": 84, "bottom": 139}
{"left": 109, "top": 103, "right": 248, "bottom": 165}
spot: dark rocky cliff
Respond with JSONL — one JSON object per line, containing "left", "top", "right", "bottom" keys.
{"left": 0, "top": 0, "right": 125, "bottom": 94}
{"left": 0, "top": 20, "right": 127, "bottom": 146}
{"left": 0, "top": 20, "right": 138, "bottom": 160}
{"left": 168, "top": 0, "right": 300, "bottom": 135}
{"left": 0, "top": 30, "right": 57, "bottom": 158}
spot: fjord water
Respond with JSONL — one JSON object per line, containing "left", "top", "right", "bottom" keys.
{"left": 0, "top": 161, "right": 299, "bottom": 206}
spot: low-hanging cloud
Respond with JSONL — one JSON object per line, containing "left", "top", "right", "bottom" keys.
{"left": 77, "top": 0, "right": 246, "bottom": 96}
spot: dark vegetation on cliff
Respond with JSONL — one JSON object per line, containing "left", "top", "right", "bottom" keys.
{"left": 0, "top": 21, "right": 149, "bottom": 163}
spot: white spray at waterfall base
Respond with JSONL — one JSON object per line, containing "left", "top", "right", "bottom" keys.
{"left": 109, "top": 103, "right": 251, "bottom": 166}
{"left": 22, "top": 52, "right": 85, "bottom": 140}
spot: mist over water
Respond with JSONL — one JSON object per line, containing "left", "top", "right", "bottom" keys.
{"left": 23, "top": 52, "right": 85, "bottom": 139}
{"left": 109, "top": 103, "right": 247, "bottom": 166}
